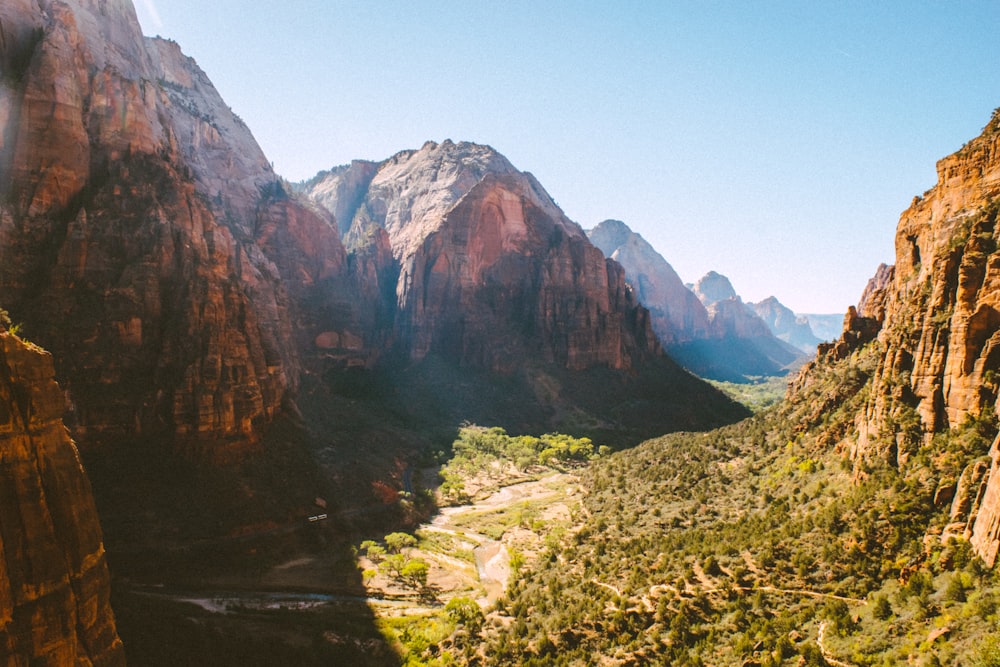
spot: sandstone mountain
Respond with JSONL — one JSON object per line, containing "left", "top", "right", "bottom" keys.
{"left": 587, "top": 219, "right": 711, "bottom": 345}
{"left": 300, "top": 143, "right": 746, "bottom": 436}
{"left": 0, "top": 329, "right": 124, "bottom": 666}
{"left": 585, "top": 221, "right": 806, "bottom": 383}
{"left": 750, "top": 295, "right": 823, "bottom": 353}
{"left": 0, "top": 0, "right": 744, "bottom": 530}
{"left": 795, "top": 110, "right": 1000, "bottom": 566}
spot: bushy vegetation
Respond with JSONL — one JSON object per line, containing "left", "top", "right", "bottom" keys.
{"left": 438, "top": 426, "right": 607, "bottom": 504}
{"left": 453, "top": 346, "right": 1000, "bottom": 665}
{"left": 708, "top": 375, "right": 790, "bottom": 412}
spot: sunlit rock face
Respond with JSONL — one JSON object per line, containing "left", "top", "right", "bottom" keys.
{"left": 0, "top": 0, "right": 365, "bottom": 459}
{"left": 791, "top": 111, "right": 1000, "bottom": 565}
{"left": 305, "top": 141, "right": 664, "bottom": 374}
{"left": 850, "top": 113, "right": 1000, "bottom": 451}
{"left": 0, "top": 332, "right": 124, "bottom": 666}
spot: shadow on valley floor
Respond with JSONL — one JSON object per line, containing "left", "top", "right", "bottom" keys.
{"left": 83, "top": 423, "right": 402, "bottom": 666}
{"left": 81, "top": 352, "right": 748, "bottom": 666}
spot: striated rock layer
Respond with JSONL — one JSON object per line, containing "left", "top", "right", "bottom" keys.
{"left": 0, "top": 0, "right": 366, "bottom": 461}
{"left": 0, "top": 331, "right": 124, "bottom": 666}
{"left": 797, "top": 110, "right": 1000, "bottom": 565}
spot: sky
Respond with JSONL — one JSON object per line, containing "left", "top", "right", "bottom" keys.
{"left": 132, "top": 1, "right": 1000, "bottom": 314}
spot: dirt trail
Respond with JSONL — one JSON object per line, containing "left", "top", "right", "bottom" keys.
{"left": 817, "top": 621, "right": 856, "bottom": 667}
{"left": 409, "top": 472, "right": 578, "bottom": 611}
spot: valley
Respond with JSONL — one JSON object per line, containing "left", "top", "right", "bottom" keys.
{"left": 2, "top": 1, "right": 1000, "bottom": 666}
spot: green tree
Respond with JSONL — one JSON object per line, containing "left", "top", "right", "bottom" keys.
{"left": 360, "top": 540, "right": 386, "bottom": 563}
{"left": 401, "top": 558, "right": 429, "bottom": 589}
{"left": 872, "top": 593, "right": 892, "bottom": 620}
{"left": 385, "top": 532, "right": 417, "bottom": 553}
{"left": 445, "top": 597, "right": 484, "bottom": 632}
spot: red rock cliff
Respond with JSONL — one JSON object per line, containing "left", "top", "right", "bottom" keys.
{"left": 305, "top": 141, "right": 664, "bottom": 374}
{"left": 0, "top": 0, "right": 358, "bottom": 459}
{"left": 798, "top": 110, "right": 1000, "bottom": 565}
{"left": 0, "top": 331, "right": 124, "bottom": 665}
{"left": 852, "top": 112, "right": 1000, "bottom": 458}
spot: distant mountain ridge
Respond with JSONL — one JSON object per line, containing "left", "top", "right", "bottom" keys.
{"left": 587, "top": 220, "right": 806, "bottom": 382}
{"left": 750, "top": 296, "right": 823, "bottom": 353}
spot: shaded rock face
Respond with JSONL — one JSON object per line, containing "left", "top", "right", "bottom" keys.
{"left": 0, "top": 0, "right": 360, "bottom": 459}
{"left": 0, "top": 332, "right": 124, "bottom": 666}
{"left": 752, "top": 296, "right": 822, "bottom": 353}
{"left": 587, "top": 219, "right": 711, "bottom": 345}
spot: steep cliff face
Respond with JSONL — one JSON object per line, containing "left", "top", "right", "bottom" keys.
{"left": 0, "top": 0, "right": 359, "bottom": 459}
{"left": 852, "top": 112, "right": 1000, "bottom": 453}
{"left": 305, "top": 142, "right": 663, "bottom": 374}
{"left": 587, "top": 219, "right": 711, "bottom": 345}
{"left": 751, "top": 296, "right": 821, "bottom": 353}
{"left": 302, "top": 143, "right": 747, "bottom": 436}
{"left": 0, "top": 331, "right": 124, "bottom": 666}
{"left": 793, "top": 111, "right": 1000, "bottom": 565}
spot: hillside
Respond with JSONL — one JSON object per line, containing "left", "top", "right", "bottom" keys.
{"left": 410, "top": 111, "right": 1000, "bottom": 665}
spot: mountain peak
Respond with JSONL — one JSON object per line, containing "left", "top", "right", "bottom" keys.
{"left": 693, "top": 271, "right": 738, "bottom": 306}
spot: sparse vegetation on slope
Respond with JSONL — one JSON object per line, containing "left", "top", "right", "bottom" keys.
{"left": 453, "top": 345, "right": 1000, "bottom": 666}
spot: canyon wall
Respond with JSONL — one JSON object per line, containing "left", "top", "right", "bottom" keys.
{"left": 0, "top": 331, "right": 123, "bottom": 665}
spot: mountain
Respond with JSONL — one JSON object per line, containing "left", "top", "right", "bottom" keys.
{"left": 585, "top": 223, "right": 806, "bottom": 382}
{"left": 751, "top": 295, "right": 823, "bottom": 353}
{"left": 798, "top": 312, "right": 844, "bottom": 342}
{"left": 299, "top": 143, "right": 746, "bottom": 438}
{"left": 0, "top": 329, "right": 124, "bottom": 665}
{"left": 0, "top": 0, "right": 748, "bottom": 550}
{"left": 586, "top": 219, "right": 711, "bottom": 345}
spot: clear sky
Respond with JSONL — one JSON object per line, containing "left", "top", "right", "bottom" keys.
{"left": 133, "top": 1, "right": 1000, "bottom": 314}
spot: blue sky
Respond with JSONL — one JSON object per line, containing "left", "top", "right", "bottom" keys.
{"left": 133, "top": 1, "right": 1000, "bottom": 314}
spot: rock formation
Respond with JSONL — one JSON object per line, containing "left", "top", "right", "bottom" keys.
{"left": 585, "top": 222, "right": 806, "bottom": 382}
{"left": 678, "top": 271, "right": 805, "bottom": 382}
{"left": 796, "top": 110, "right": 1000, "bottom": 565}
{"left": 972, "top": 437, "right": 1000, "bottom": 566}
{"left": 587, "top": 220, "right": 711, "bottom": 345}
{"left": 0, "top": 0, "right": 367, "bottom": 461}
{"left": 850, "top": 111, "right": 1000, "bottom": 448}
{"left": 0, "top": 330, "right": 124, "bottom": 666}
{"left": 751, "top": 296, "right": 822, "bottom": 353}
{"left": 2, "top": 0, "right": 743, "bottom": 474}
{"left": 303, "top": 143, "right": 746, "bottom": 398}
